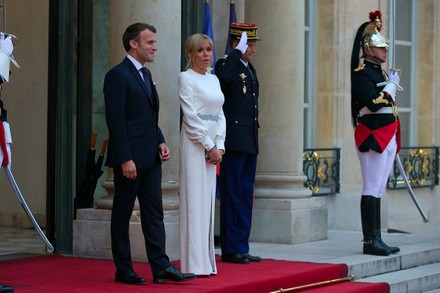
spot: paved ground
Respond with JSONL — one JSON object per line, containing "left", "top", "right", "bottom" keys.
{"left": 250, "top": 227, "right": 440, "bottom": 264}
{"left": 0, "top": 226, "right": 47, "bottom": 258}
{"left": 1, "top": 221, "right": 439, "bottom": 263}
{"left": 248, "top": 221, "right": 440, "bottom": 264}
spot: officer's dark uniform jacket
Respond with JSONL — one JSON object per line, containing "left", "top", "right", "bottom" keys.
{"left": 352, "top": 60, "right": 400, "bottom": 154}
{"left": 215, "top": 49, "right": 259, "bottom": 154}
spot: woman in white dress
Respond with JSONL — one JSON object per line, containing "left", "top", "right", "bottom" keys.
{"left": 178, "top": 34, "right": 226, "bottom": 276}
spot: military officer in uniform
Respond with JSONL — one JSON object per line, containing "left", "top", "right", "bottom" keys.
{"left": 351, "top": 11, "right": 402, "bottom": 256}
{"left": 215, "top": 23, "right": 261, "bottom": 264}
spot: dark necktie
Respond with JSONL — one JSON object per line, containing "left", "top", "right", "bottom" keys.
{"left": 247, "top": 64, "right": 254, "bottom": 80}
{"left": 140, "top": 67, "right": 153, "bottom": 97}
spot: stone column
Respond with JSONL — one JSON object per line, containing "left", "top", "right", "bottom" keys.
{"left": 245, "top": 1, "right": 327, "bottom": 244}
{"left": 74, "top": 0, "right": 182, "bottom": 261}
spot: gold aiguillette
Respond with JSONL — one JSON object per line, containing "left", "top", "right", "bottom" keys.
{"left": 239, "top": 73, "right": 247, "bottom": 94}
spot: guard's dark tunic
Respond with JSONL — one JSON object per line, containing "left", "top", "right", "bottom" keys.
{"left": 352, "top": 60, "right": 400, "bottom": 153}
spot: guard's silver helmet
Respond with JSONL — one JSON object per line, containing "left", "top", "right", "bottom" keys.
{"left": 362, "top": 11, "right": 389, "bottom": 50}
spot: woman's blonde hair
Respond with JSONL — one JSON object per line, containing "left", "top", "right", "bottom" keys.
{"left": 183, "top": 33, "right": 214, "bottom": 70}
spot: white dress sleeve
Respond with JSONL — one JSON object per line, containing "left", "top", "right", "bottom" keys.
{"left": 178, "top": 72, "right": 215, "bottom": 150}
{"left": 213, "top": 77, "right": 226, "bottom": 151}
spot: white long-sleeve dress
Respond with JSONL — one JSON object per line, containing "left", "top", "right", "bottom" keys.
{"left": 178, "top": 69, "right": 226, "bottom": 275}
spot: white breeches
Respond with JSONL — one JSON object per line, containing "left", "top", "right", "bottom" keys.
{"left": 0, "top": 121, "right": 12, "bottom": 167}
{"left": 357, "top": 134, "right": 397, "bottom": 198}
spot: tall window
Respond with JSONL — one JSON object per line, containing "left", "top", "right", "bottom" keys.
{"left": 303, "top": 0, "right": 316, "bottom": 148}
{"left": 388, "top": 0, "right": 418, "bottom": 146}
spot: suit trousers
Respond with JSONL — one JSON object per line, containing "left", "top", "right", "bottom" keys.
{"left": 111, "top": 161, "right": 170, "bottom": 274}
{"left": 219, "top": 151, "right": 257, "bottom": 254}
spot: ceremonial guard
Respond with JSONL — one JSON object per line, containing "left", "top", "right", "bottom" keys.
{"left": 0, "top": 33, "right": 14, "bottom": 170}
{"left": 0, "top": 32, "right": 16, "bottom": 293}
{"left": 351, "top": 11, "right": 403, "bottom": 256}
{"left": 215, "top": 23, "right": 261, "bottom": 264}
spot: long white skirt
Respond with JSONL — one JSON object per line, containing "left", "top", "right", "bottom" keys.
{"left": 179, "top": 129, "right": 217, "bottom": 275}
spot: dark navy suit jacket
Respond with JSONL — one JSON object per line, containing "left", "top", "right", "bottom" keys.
{"left": 104, "top": 57, "right": 165, "bottom": 168}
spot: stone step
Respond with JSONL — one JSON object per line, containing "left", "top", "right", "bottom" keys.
{"left": 346, "top": 242, "right": 440, "bottom": 279}
{"left": 359, "top": 262, "right": 440, "bottom": 293}
{"left": 424, "top": 289, "right": 440, "bottom": 293}
{"left": 249, "top": 230, "right": 440, "bottom": 292}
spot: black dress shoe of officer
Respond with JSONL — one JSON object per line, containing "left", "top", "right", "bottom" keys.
{"left": 0, "top": 284, "right": 14, "bottom": 293}
{"left": 153, "top": 265, "right": 197, "bottom": 284}
{"left": 115, "top": 271, "right": 146, "bottom": 285}
{"left": 242, "top": 253, "right": 262, "bottom": 262}
{"left": 221, "top": 253, "right": 250, "bottom": 264}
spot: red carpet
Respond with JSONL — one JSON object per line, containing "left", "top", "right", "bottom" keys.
{"left": 0, "top": 254, "right": 389, "bottom": 292}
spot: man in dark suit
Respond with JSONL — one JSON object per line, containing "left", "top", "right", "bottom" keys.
{"left": 104, "top": 22, "right": 195, "bottom": 285}
{"left": 215, "top": 23, "right": 261, "bottom": 265}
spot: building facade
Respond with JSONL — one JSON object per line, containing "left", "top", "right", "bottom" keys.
{"left": 0, "top": 0, "right": 438, "bottom": 255}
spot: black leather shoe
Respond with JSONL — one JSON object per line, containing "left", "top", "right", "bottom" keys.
{"left": 221, "top": 253, "right": 249, "bottom": 264}
{"left": 153, "top": 265, "right": 196, "bottom": 284}
{"left": 242, "top": 253, "right": 262, "bottom": 262}
{"left": 0, "top": 284, "right": 14, "bottom": 293}
{"left": 115, "top": 271, "right": 146, "bottom": 285}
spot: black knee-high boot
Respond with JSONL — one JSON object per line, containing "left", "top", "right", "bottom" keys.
{"left": 374, "top": 197, "right": 400, "bottom": 254}
{"left": 361, "top": 196, "right": 391, "bottom": 256}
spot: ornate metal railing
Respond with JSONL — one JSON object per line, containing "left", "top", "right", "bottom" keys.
{"left": 387, "top": 146, "right": 439, "bottom": 189}
{"left": 303, "top": 148, "right": 340, "bottom": 196}
{"left": 302, "top": 146, "right": 438, "bottom": 195}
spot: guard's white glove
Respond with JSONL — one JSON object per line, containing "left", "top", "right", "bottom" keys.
{"left": 3, "top": 121, "right": 12, "bottom": 143}
{"left": 0, "top": 33, "right": 13, "bottom": 56}
{"left": 377, "top": 69, "right": 403, "bottom": 97}
{"left": 235, "top": 32, "right": 248, "bottom": 55}
{"left": 388, "top": 70, "right": 400, "bottom": 85}
{"left": 0, "top": 33, "right": 14, "bottom": 82}
{"left": 383, "top": 82, "right": 397, "bottom": 101}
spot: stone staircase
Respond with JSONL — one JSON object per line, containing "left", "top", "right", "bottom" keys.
{"left": 353, "top": 241, "right": 440, "bottom": 293}
{"left": 250, "top": 228, "right": 440, "bottom": 293}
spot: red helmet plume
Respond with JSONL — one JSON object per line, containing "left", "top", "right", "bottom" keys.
{"left": 369, "top": 10, "right": 382, "bottom": 32}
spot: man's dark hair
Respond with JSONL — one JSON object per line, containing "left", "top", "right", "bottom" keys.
{"left": 122, "top": 22, "right": 156, "bottom": 52}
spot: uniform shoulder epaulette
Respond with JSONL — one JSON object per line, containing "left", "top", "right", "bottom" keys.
{"left": 354, "top": 64, "right": 366, "bottom": 72}
{"left": 216, "top": 57, "right": 227, "bottom": 66}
